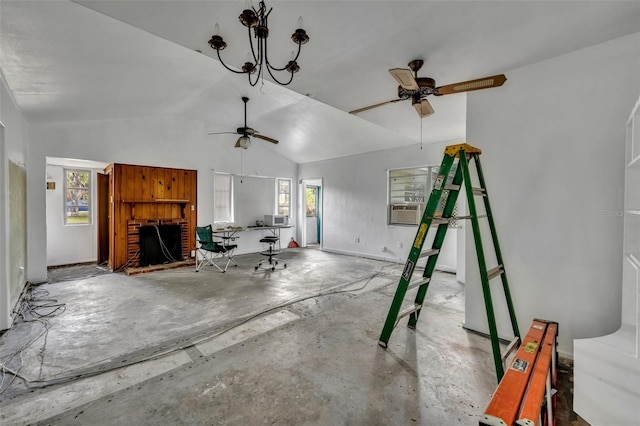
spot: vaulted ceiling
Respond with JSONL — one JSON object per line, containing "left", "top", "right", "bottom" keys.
{"left": 1, "top": 1, "right": 639, "bottom": 163}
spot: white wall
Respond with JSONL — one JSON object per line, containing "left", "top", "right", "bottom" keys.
{"left": 0, "top": 71, "right": 29, "bottom": 330}
{"left": 464, "top": 32, "right": 640, "bottom": 357}
{"left": 27, "top": 116, "right": 297, "bottom": 281}
{"left": 299, "top": 141, "right": 459, "bottom": 272}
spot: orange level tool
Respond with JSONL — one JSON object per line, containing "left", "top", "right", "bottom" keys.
{"left": 480, "top": 319, "right": 558, "bottom": 426}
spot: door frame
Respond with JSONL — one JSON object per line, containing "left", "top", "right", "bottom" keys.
{"left": 300, "top": 178, "right": 323, "bottom": 248}
{"left": 97, "top": 172, "right": 109, "bottom": 264}
{"left": 0, "top": 122, "right": 10, "bottom": 330}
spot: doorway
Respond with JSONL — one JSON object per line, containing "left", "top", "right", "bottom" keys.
{"left": 45, "top": 157, "right": 109, "bottom": 267}
{"left": 301, "top": 178, "right": 322, "bottom": 248}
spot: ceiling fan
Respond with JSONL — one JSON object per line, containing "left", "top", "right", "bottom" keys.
{"left": 349, "top": 59, "right": 507, "bottom": 118}
{"left": 209, "top": 96, "right": 279, "bottom": 149}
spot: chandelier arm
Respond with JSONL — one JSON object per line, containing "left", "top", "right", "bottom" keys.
{"left": 267, "top": 42, "right": 302, "bottom": 72}
{"left": 261, "top": 35, "right": 294, "bottom": 85}
{"left": 215, "top": 49, "right": 247, "bottom": 74}
{"left": 247, "top": 26, "right": 259, "bottom": 63}
{"left": 266, "top": 66, "right": 295, "bottom": 86}
{"left": 247, "top": 40, "right": 263, "bottom": 87}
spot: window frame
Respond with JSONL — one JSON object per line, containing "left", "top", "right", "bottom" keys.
{"left": 213, "top": 172, "right": 234, "bottom": 224}
{"left": 387, "top": 165, "right": 440, "bottom": 225}
{"left": 63, "top": 168, "right": 92, "bottom": 226}
{"left": 277, "top": 178, "right": 291, "bottom": 217}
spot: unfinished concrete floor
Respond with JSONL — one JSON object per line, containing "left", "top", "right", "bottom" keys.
{"left": 0, "top": 248, "right": 580, "bottom": 425}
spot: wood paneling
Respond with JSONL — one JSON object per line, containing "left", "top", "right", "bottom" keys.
{"left": 103, "top": 163, "right": 197, "bottom": 270}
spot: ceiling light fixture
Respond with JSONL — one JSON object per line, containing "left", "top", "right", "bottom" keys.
{"left": 237, "top": 135, "right": 252, "bottom": 149}
{"left": 208, "top": 0, "right": 310, "bottom": 86}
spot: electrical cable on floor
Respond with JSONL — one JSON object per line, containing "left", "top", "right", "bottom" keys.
{"left": 0, "top": 285, "right": 66, "bottom": 395}
{"left": 0, "top": 262, "right": 401, "bottom": 393}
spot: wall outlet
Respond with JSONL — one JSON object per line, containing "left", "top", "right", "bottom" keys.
{"left": 354, "top": 236, "right": 360, "bottom": 243}
{"left": 190, "top": 250, "right": 195, "bottom": 257}
{"left": 398, "top": 242, "right": 403, "bottom": 248}
{"left": 381, "top": 246, "right": 386, "bottom": 252}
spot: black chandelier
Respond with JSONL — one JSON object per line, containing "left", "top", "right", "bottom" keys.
{"left": 208, "top": 0, "right": 310, "bottom": 86}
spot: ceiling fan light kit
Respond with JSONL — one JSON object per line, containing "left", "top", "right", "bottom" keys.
{"left": 208, "top": 0, "right": 310, "bottom": 86}
{"left": 350, "top": 59, "right": 507, "bottom": 118}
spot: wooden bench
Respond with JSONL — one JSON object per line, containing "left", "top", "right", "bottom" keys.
{"left": 480, "top": 319, "right": 558, "bottom": 426}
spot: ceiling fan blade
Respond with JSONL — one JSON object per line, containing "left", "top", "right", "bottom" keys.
{"left": 254, "top": 134, "right": 279, "bottom": 144}
{"left": 413, "top": 98, "right": 435, "bottom": 118}
{"left": 349, "top": 98, "right": 403, "bottom": 115}
{"left": 234, "top": 137, "right": 243, "bottom": 148}
{"left": 434, "top": 74, "right": 507, "bottom": 96}
{"left": 208, "top": 131, "right": 238, "bottom": 135}
{"left": 389, "top": 68, "right": 420, "bottom": 91}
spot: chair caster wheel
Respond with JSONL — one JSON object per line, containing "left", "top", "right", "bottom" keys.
{"left": 271, "top": 267, "right": 276, "bottom": 271}
{"left": 255, "top": 266, "right": 259, "bottom": 271}
{"left": 284, "top": 264, "right": 287, "bottom": 268}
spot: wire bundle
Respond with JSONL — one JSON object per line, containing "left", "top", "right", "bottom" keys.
{"left": 0, "top": 285, "right": 66, "bottom": 394}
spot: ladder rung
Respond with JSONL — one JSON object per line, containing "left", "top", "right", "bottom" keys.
{"left": 455, "top": 214, "right": 488, "bottom": 220}
{"left": 397, "top": 304, "right": 422, "bottom": 320}
{"left": 487, "top": 265, "right": 504, "bottom": 280}
{"left": 444, "top": 183, "right": 460, "bottom": 191}
{"left": 472, "top": 187, "right": 487, "bottom": 196}
{"left": 419, "top": 248, "right": 440, "bottom": 258}
{"left": 501, "top": 336, "right": 521, "bottom": 363}
{"left": 429, "top": 218, "right": 450, "bottom": 226}
{"left": 393, "top": 303, "right": 423, "bottom": 328}
{"left": 407, "top": 277, "right": 430, "bottom": 290}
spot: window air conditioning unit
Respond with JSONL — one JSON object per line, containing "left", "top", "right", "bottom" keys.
{"left": 390, "top": 204, "right": 422, "bottom": 225}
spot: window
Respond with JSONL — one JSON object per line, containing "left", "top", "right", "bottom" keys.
{"left": 388, "top": 166, "right": 440, "bottom": 225}
{"left": 214, "top": 173, "right": 233, "bottom": 223}
{"left": 306, "top": 186, "right": 318, "bottom": 216}
{"left": 277, "top": 178, "right": 290, "bottom": 216}
{"left": 64, "top": 168, "right": 91, "bottom": 225}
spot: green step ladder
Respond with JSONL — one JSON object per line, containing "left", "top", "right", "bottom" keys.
{"left": 378, "top": 143, "right": 520, "bottom": 382}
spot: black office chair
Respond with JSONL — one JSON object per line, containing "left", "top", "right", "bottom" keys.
{"left": 255, "top": 235, "right": 286, "bottom": 271}
{"left": 195, "top": 225, "right": 238, "bottom": 273}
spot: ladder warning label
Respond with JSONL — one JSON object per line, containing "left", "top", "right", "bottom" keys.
{"left": 511, "top": 358, "right": 528, "bottom": 373}
{"left": 523, "top": 342, "right": 538, "bottom": 353}
{"left": 402, "top": 259, "right": 415, "bottom": 281}
{"left": 434, "top": 174, "right": 445, "bottom": 190}
{"left": 413, "top": 224, "right": 428, "bottom": 249}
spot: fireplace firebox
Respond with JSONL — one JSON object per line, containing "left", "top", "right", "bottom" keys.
{"left": 139, "top": 224, "right": 183, "bottom": 267}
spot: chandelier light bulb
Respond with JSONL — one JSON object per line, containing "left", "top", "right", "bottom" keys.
{"left": 297, "top": 16, "right": 304, "bottom": 29}
{"left": 214, "top": 23, "right": 220, "bottom": 35}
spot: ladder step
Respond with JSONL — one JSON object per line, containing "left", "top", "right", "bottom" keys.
{"left": 407, "top": 277, "right": 430, "bottom": 290}
{"left": 501, "top": 336, "right": 521, "bottom": 363}
{"left": 430, "top": 218, "right": 450, "bottom": 226}
{"left": 487, "top": 265, "right": 504, "bottom": 280}
{"left": 393, "top": 303, "right": 423, "bottom": 328}
{"left": 419, "top": 248, "right": 440, "bottom": 259}
{"left": 397, "top": 304, "right": 422, "bottom": 321}
{"left": 472, "top": 187, "right": 487, "bottom": 197}
{"left": 444, "top": 183, "right": 460, "bottom": 191}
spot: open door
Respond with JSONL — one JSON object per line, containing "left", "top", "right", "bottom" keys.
{"left": 301, "top": 178, "right": 323, "bottom": 248}
{"left": 96, "top": 172, "right": 109, "bottom": 264}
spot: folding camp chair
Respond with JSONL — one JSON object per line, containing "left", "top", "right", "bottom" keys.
{"left": 195, "top": 225, "right": 238, "bottom": 272}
